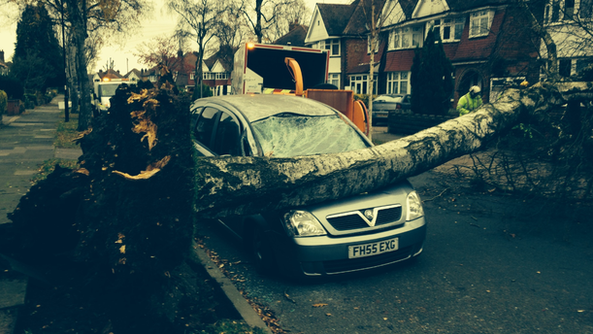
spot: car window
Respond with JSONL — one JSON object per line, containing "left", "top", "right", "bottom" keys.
{"left": 212, "top": 112, "right": 242, "bottom": 156}
{"left": 251, "top": 115, "right": 369, "bottom": 157}
{"left": 403, "top": 95, "right": 410, "bottom": 103}
{"left": 194, "top": 107, "right": 219, "bottom": 147}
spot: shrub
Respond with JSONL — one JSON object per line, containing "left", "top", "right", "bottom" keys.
{"left": 0, "top": 76, "right": 24, "bottom": 100}
{"left": 191, "top": 83, "right": 213, "bottom": 100}
{"left": 0, "top": 90, "right": 7, "bottom": 114}
{"left": 24, "top": 93, "right": 37, "bottom": 108}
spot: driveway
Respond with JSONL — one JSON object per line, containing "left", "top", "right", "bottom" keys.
{"left": 196, "top": 152, "right": 593, "bottom": 334}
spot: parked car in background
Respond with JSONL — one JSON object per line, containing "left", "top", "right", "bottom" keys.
{"left": 372, "top": 94, "right": 411, "bottom": 125}
{"left": 191, "top": 95, "right": 426, "bottom": 278}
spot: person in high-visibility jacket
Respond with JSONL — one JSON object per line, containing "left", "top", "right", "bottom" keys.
{"left": 457, "top": 85, "right": 483, "bottom": 116}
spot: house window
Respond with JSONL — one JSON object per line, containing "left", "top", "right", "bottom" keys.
{"left": 576, "top": 58, "right": 593, "bottom": 74}
{"left": 215, "top": 72, "right": 228, "bottom": 80}
{"left": 545, "top": 1, "right": 561, "bottom": 23}
{"left": 203, "top": 72, "right": 216, "bottom": 80}
{"left": 565, "top": 0, "right": 575, "bottom": 19}
{"left": 328, "top": 73, "right": 340, "bottom": 87}
{"left": 559, "top": 59, "right": 572, "bottom": 77}
{"left": 322, "top": 39, "right": 340, "bottom": 56}
{"left": 386, "top": 72, "right": 409, "bottom": 94}
{"left": 350, "top": 75, "right": 367, "bottom": 94}
{"left": 190, "top": 73, "right": 195, "bottom": 80}
{"left": 389, "top": 26, "right": 423, "bottom": 50}
{"left": 349, "top": 74, "right": 377, "bottom": 94}
{"left": 580, "top": 0, "right": 592, "bottom": 18}
{"left": 433, "top": 18, "right": 465, "bottom": 42}
{"left": 469, "top": 10, "right": 493, "bottom": 38}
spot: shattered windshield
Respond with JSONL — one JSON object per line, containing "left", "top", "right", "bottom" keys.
{"left": 251, "top": 114, "right": 369, "bottom": 157}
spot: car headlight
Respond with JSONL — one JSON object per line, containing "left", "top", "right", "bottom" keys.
{"left": 283, "top": 210, "right": 327, "bottom": 237}
{"left": 406, "top": 191, "right": 424, "bottom": 221}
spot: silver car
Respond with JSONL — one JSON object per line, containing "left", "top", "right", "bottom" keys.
{"left": 372, "top": 94, "right": 412, "bottom": 125}
{"left": 191, "top": 95, "right": 426, "bottom": 277}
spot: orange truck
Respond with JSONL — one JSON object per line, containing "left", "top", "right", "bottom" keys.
{"left": 231, "top": 43, "right": 369, "bottom": 135}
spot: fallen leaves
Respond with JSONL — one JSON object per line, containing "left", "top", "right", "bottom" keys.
{"left": 312, "top": 303, "right": 328, "bottom": 308}
{"left": 112, "top": 156, "right": 171, "bottom": 180}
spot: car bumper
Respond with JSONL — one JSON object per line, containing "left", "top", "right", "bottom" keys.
{"left": 272, "top": 217, "right": 426, "bottom": 276}
{"left": 372, "top": 111, "right": 389, "bottom": 123}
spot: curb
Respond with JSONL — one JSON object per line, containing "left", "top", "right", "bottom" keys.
{"left": 191, "top": 241, "right": 272, "bottom": 333}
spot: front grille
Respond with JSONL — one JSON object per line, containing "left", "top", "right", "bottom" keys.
{"left": 323, "top": 246, "right": 413, "bottom": 274}
{"left": 326, "top": 206, "right": 402, "bottom": 231}
{"left": 376, "top": 207, "right": 403, "bottom": 225}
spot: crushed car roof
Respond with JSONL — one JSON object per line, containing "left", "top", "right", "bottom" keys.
{"left": 191, "top": 94, "right": 337, "bottom": 122}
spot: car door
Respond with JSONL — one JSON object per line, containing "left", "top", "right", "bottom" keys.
{"left": 193, "top": 104, "right": 248, "bottom": 236}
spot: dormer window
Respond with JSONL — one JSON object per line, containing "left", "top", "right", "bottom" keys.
{"left": 469, "top": 10, "right": 494, "bottom": 38}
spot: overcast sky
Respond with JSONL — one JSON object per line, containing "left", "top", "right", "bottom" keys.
{"left": 0, "top": 0, "right": 350, "bottom": 74}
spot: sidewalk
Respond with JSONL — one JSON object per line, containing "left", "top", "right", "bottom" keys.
{"left": 0, "top": 95, "right": 82, "bottom": 334}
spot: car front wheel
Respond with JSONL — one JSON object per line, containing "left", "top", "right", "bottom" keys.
{"left": 249, "top": 225, "right": 276, "bottom": 274}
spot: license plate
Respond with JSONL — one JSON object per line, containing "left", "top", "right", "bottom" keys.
{"left": 348, "top": 238, "right": 399, "bottom": 259}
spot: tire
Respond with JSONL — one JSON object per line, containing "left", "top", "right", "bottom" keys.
{"left": 250, "top": 226, "right": 276, "bottom": 274}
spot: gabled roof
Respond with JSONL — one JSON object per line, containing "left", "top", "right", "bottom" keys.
{"left": 275, "top": 24, "right": 309, "bottom": 47}
{"left": 317, "top": 3, "right": 357, "bottom": 36}
{"left": 124, "top": 68, "right": 142, "bottom": 79}
{"left": 343, "top": 0, "right": 388, "bottom": 36}
{"left": 399, "top": 0, "right": 418, "bottom": 17}
{"left": 99, "top": 69, "right": 123, "bottom": 80}
{"left": 446, "top": 0, "right": 509, "bottom": 11}
{"left": 204, "top": 45, "right": 236, "bottom": 72}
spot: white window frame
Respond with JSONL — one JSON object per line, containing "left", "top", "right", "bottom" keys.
{"left": 389, "top": 26, "right": 423, "bottom": 50}
{"left": 328, "top": 73, "right": 340, "bottom": 87}
{"left": 433, "top": 17, "right": 465, "bottom": 42}
{"left": 469, "top": 10, "right": 494, "bottom": 38}
{"left": 203, "top": 72, "right": 216, "bottom": 80}
{"left": 316, "top": 39, "right": 340, "bottom": 56}
{"left": 386, "top": 72, "right": 410, "bottom": 94}
{"left": 349, "top": 74, "right": 377, "bottom": 94}
{"left": 215, "top": 72, "right": 228, "bottom": 80}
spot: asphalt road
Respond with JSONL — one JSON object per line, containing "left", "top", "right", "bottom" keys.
{"left": 196, "top": 158, "right": 593, "bottom": 334}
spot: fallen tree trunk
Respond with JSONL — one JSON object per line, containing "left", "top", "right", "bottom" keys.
{"left": 194, "top": 82, "right": 593, "bottom": 219}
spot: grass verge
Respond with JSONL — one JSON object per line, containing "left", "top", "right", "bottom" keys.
{"left": 54, "top": 112, "right": 79, "bottom": 148}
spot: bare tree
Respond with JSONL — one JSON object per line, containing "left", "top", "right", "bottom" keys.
{"left": 266, "top": 0, "right": 310, "bottom": 39}
{"left": 234, "top": 0, "right": 297, "bottom": 43}
{"left": 134, "top": 34, "right": 184, "bottom": 69}
{"left": 167, "top": 0, "right": 224, "bottom": 95}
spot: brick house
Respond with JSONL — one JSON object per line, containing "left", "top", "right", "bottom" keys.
{"left": 305, "top": 0, "right": 542, "bottom": 104}
{"left": 305, "top": 0, "right": 380, "bottom": 92}
{"left": 172, "top": 48, "right": 233, "bottom": 96}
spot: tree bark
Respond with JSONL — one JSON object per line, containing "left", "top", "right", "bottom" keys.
{"left": 66, "top": 0, "right": 92, "bottom": 130}
{"left": 193, "top": 82, "right": 593, "bottom": 219}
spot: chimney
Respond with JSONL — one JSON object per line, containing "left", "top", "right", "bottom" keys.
{"left": 0, "top": 50, "right": 4, "bottom": 63}
{"left": 289, "top": 19, "right": 299, "bottom": 32}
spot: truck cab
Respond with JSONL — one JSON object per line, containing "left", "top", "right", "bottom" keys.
{"left": 92, "top": 79, "right": 129, "bottom": 115}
